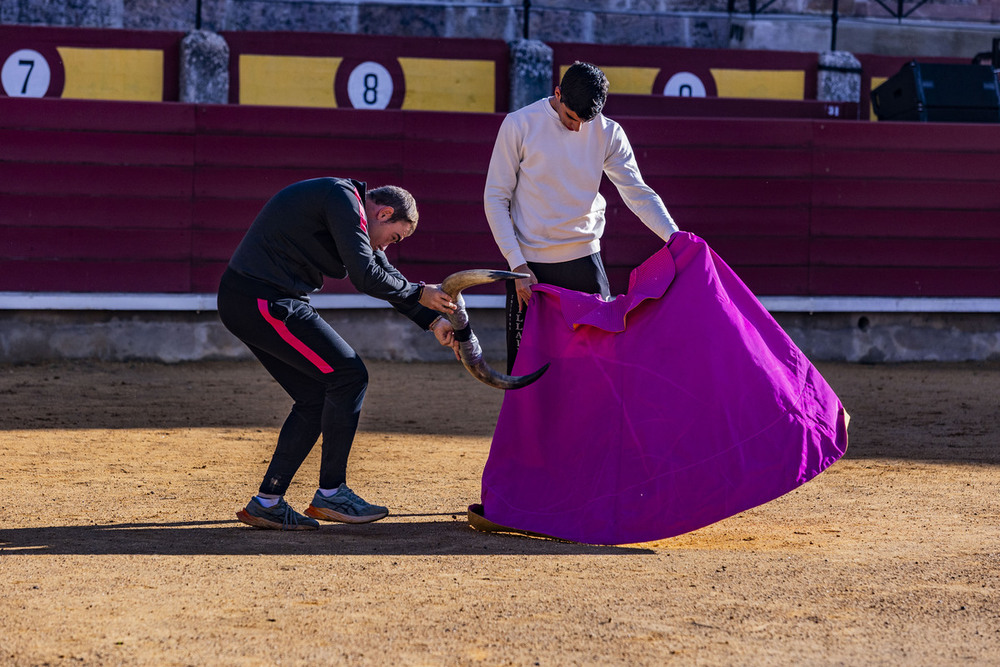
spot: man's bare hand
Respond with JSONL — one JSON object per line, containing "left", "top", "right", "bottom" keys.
{"left": 512, "top": 264, "right": 538, "bottom": 312}
{"left": 419, "top": 284, "right": 458, "bottom": 314}
{"left": 431, "top": 317, "right": 461, "bottom": 361}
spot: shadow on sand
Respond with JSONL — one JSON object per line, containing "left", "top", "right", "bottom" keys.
{"left": 0, "top": 515, "right": 655, "bottom": 557}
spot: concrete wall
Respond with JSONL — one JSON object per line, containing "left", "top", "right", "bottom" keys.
{"left": 3, "top": 1, "right": 999, "bottom": 364}
{"left": 3, "top": 309, "right": 999, "bottom": 365}
{"left": 3, "top": 0, "right": 998, "bottom": 57}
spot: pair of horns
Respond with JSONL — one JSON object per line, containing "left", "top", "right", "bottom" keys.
{"left": 439, "top": 270, "right": 549, "bottom": 390}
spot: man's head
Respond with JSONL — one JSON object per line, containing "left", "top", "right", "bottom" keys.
{"left": 557, "top": 62, "right": 609, "bottom": 123}
{"left": 366, "top": 185, "right": 419, "bottom": 252}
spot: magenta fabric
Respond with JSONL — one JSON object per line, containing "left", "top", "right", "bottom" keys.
{"left": 481, "top": 232, "right": 849, "bottom": 545}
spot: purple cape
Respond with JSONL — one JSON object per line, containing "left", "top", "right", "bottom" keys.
{"left": 480, "top": 232, "right": 849, "bottom": 545}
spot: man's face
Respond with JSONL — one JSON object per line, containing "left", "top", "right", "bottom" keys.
{"left": 551, "top": 87, "right": 586, "bottom": 132}
{"left": 367, "top": 205, "right": 413, "bottom": 252}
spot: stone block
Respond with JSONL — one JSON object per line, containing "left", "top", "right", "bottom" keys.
{"left": 508, "top": 39, "right": 554, "bottom": 111}
{"left": 179, "top": 30, "right": 229, "bottom": 105}
{"left": 2, "top": 0, "right": 123, "bottom": 27}
{"left": 817, "top": 50, "right": 861, "bottom": 102}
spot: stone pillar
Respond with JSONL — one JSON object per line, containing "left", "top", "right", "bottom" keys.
{"left": 0, "top": 0, "right": 124, "bottom": 27}
{"left": 508, "top": 39, "right": 553, "bottom": 112}
{"left": 179, "top": 30, "right": 230, "bottom": 105}
{"left": 817, "top": 50, "right": 862, "bottom": 102}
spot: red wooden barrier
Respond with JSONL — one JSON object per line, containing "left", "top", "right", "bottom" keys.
{"left": 2, "top": 97, "right": 999, "bottom": 298}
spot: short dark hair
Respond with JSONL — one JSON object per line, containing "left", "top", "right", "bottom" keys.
{"left": 559, "top": 61, "right": 609, "bottom": 121}
{"left": 368, "top": 185, "right": 419, "bottom": 228}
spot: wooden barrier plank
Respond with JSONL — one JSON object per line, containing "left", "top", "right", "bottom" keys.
{"left": 0, "top": 128, "right": 194, "bottom": 166}
{"left": 412, "top": 202, "right": 490, "bottom": 234}
{"left": 812, "top": 179, "right": 1000, "bottom": 210}
{"left": 3, "top": 228, "right": 193, "bottom": 261}
{"left": 810, "top": 267, "right": 1000, "bottom": 297}
{"left": 622, "top": 177, "right": 812, "bottom": 208}
{"left": 633, "top": 147, "right": 813, "bottom": 178}
{"left": 617, "top": 117, "right": 814, "bottom": 149}
{"left": 811, "top": 238, "right": 1000, "bottom": 268}
{"left": 191, "top": 230, "right": 244, "bottom": 262}
{"left": 192, "top": 199, "right": 265, "bottom": 231}
{"left": 814, "top": 148, "right": 998, "bottom": 181}
{"left": 403, "top": 111, "right": 502, "bottom": 143}
{"left": 0, "top": 260, "right": 190, "bottom": 292}
{"left": 195, "top": 134, "right": 401, "bottom": 169}
{"left": 195, "top": 104, "right": 405, "bottom": 138}
{"left": 0, "top": 98, "right": 194, "bottom": 132}
{"left": 400, "top": 172, "right": 489, "bottom": 202}
{"left": 0, "top": 195, "right": 192, "bottom": 230}
{"left": 191, "top": 262, "right": 229, "bottom": 293}
{"left": 402, "top": 140, "right": 495, "bottom": 173}
{"left": 811, "top": 208, "right": 1000, "bottom": 239}
{"left": 720, "top": 266, "right": 810, "bottom": 296}
{"left": 814, "top": 120, "right": 1000, "bottom": 152}
{"left": 396, "top": 232, "right": 508, "bottom": 264}
{"left": 665, "top": 206, "right": 808, "bottom": 237}
{"left": 0, "top": 163, "right": 192, "bottom": 198}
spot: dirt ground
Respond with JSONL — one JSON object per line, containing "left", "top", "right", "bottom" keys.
{"left": 1, "top": 358, "right": 998, "bottom": 666}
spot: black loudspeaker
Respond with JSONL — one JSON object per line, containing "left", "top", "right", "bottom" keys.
{"left": 872, "top": 61, "right": 1000, "bottom": 123}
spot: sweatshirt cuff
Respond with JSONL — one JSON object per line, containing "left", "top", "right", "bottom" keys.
{"left": 505, "top": 251, "right": 527, "bottom": 272}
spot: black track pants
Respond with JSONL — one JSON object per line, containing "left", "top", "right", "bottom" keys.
{"left": 218, "top": 281, "right": 368, "bottom": 496}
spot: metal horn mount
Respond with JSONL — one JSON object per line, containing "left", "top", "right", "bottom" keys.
{"left": 439, "top": 269, "right": 549, "bottom": 390}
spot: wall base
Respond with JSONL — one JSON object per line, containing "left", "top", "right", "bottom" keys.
{"left": 2, "top": 310, "right": 998, "bottom": 365}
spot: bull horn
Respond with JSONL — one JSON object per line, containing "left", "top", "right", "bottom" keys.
{"left": 439, "top": 269, "right": 549, "bottom": 390}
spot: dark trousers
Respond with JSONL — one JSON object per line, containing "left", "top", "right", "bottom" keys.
{"left": 217, "top": 281, "right": 368, "bottom": 496}
{"left": 506, "top": 252, "right": 611, "bottom": 373}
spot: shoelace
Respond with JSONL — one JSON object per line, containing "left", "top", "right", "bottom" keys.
{"left": 280, "top": 502, "right": 300, "bottom": 530}
{"left": 338, "top": 486, "right": 363, "bottom": 504}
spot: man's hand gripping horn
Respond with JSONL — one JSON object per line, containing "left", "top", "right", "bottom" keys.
{"left": 439, "top": 269, "right": 549, "bottom": 390}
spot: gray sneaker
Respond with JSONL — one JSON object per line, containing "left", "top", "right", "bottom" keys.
{"left": 236, "top": 496, "right": 319, "bottom": 531}
{"left": 304, "top": 483, "right": 389, "bottom": 524}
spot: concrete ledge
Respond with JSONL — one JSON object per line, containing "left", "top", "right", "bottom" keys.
{"left": 2, "top": 305, "right": 999, "bottom": 364}
{"left": 0, "top": 308, "right": 508, "bottom": 365}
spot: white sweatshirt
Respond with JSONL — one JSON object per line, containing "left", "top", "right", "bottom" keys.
{"left": 484, "top": 97, "right": 679, "bottom": 270}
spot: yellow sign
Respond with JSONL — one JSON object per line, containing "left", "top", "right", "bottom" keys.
{"left": 398, "top": 57, "right": 495, "bottom": 112}
{"left": 57, "top": 47, "right": 164, "bottom": 101}
{"left": 239, "top": 54, "right": 342, "bottom": 108}
{"left": 710, "top": 68, "right": 805, "bottom": 100}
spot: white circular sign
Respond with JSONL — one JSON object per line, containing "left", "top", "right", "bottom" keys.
{"left": 663, "top": 72, "right": 706, "bottom": 98}
{"left": 2, "top": 49, "right": 51, "bottom": 97}
{"left": 346, "top": 62, "right": 393, "bottom": 110}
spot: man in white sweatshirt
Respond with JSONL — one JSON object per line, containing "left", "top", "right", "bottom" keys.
{"left": 484, "top": 61, "right": 681, "bottom": 370}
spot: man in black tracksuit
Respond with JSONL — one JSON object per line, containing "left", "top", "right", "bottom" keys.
{"left": 218, "top": 177, "right": 458, "bottom": 531}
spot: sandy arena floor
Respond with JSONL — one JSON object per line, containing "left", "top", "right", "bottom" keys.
{"left": 1, "top": 359, "right": 998, "bottom": 666}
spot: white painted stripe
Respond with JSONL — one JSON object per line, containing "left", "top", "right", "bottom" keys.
{"left": 0, "top": 292, "right": 505, "bottom": 311}
{"left": 757, "top": 296, "right": 1000, "bottom": 313}
{"left": 0, "top": 293, "right": 998, "bottom": 313}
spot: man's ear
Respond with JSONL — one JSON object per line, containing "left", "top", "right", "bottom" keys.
{"left": 377, "top": 205, "right": 395, "bottom": 222}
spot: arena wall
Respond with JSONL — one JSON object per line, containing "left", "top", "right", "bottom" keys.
{"left": 2, "top": 24, "right": 999, "bottom": 362}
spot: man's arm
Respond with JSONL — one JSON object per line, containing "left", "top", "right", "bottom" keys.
{"left": 484, "top": 115, "right": 529, "bottom": 271}
{"left": 603, "top": 125, "right": 680, "bottom": 241}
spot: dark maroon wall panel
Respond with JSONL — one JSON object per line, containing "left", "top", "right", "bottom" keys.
{"left": 2, "top": 97, "right": 999, "bottom": 298}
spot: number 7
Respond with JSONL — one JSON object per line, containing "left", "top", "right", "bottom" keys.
{"left": 18, "top": 59, "right": 35, "bottom": 95}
